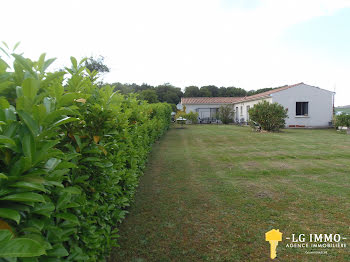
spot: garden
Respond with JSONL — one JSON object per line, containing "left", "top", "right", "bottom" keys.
{"left": 0, "top": 44, "right": 349, "bottom": 262}
{"left": 111, "top": 125, "right": 350, "bottom": 261}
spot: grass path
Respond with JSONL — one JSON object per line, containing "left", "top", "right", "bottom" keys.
{"left": 109, "top": 125, "right": 350, "bottom": 262}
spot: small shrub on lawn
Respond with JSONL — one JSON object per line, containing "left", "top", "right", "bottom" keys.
{"left": 174, "top": 111, "right": 198, "bottom": 124}
{"left": 0, "top": 48, "right": 171, "bottom": 261}
{"left": 248, "top": 101, "right": 288, "bottom": 131}
{"left": 218, "top": 105, "right": 234, "bottom": 124}
{"left": 185, "top": 111, "right": 199, "bottom": 124}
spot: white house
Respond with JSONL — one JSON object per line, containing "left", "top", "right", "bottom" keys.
{"left": 181, "top": 83, "right": 335, "bottom": 128}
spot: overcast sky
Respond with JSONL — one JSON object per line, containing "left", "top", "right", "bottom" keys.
{"left": 2, "top": 0, "right": 350, "bottom": 105}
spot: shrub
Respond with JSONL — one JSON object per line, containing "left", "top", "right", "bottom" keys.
{"left": 334, "top": 113, "right": 350, "bottom": 128}
{"left": 0, "top": 48, "right": 171, "bottom": 261}
{"left": 185, "top": 112, "right": 199, "bottom": 124}
{"left": 174, "top": 111, "right": 198, "bottom": 124}
{"left": 175, "top": 110, "right": 187, "bottom": 120}
{"left": 139, "top": 89, "right": 159, "bottom": 103}
{"left": 248, "top": 101, "right": 288, "bottom": 131}
{"left": 218, "top": 105, "right": 234, "bottom": 124}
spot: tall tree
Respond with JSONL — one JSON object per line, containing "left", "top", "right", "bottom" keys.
{"left": 184, "top": 86, "right": 200, "bottom": 97}
{"left": 218, "top": 87, "right": 227, "bottom": 97}
{"left": 226, "top": 87, "right": 247, "bottom": 97}
{"left": 200, "top": 85, "right": 219, "bottom": 97}
{"left": 155, "top": 83, "right": 183, "bottom": 104}
{"left": 84, "top": 56, "right": 109, "bottom": 74}
{"left": 139, "top": 89, "right": 159, "bottom": 103}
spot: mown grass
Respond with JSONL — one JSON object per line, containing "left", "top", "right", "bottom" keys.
{"left": 109, "top": 125, "right": 350, "bottom": 262}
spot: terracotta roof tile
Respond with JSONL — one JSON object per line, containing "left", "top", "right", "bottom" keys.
{"left": 234, "top": 82, "right": 304, "bottom": 103}
{"left": 181, "top": 83, "right": 305, "bottom": 105}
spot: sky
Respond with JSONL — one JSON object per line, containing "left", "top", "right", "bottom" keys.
{"left": 1, "top": 0, "right": 350, "bottom": 106}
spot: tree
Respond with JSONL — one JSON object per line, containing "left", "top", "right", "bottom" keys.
{"left": 84, "top": 56, "right": 109, "bottom": 74}
{"left": 218, "top": 105, "right": 234, "bottom": 124}
{"left": 248, "top": 101, "right": 288, "bottom": 131}
{"left": 139, "top": 89, "right": 159, "bottom": 103}
{"left": 253, "top": 87, "right": 274, "bottom": 94}
{"left": 184, "top": 86, "right": 200, "bottom": 97}
{"left": 218, "top": 87, "right": 227, "bottom": 97}
{"left": 199, "top": 87, "right": 211, "bottom": 97}
{"left": 155, "top": 84, "right": 183, "bottom": 104}
{"left": 200, "top": 85, "right": 219, "bottom": 97}
{"left": 226, "top": 87, "right": 247, "bottom": 97}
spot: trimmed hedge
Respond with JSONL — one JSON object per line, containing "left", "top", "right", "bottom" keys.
{"left": 0, "top": 52, "right": 171, "bottom": 261}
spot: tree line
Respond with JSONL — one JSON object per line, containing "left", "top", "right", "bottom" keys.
{"left": 85, "top": 56, "right": 275, "bottom": 110}
{"left": 106, "top": 82, "right": 275, "bottom": 110}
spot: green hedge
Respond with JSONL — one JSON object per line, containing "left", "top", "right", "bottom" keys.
{"left": 0, "top": 51, "right": 171, "bottom": 261}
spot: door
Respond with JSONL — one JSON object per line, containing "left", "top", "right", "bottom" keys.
{"left": 198, "top": 108, "right": 210, "bottom": 119}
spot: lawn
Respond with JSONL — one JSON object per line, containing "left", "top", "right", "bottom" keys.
{"left": 109, "top": 125, "right": 350, "bottom": 262}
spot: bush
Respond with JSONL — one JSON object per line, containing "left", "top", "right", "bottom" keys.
{"left": 0, "top": 49, "right": 171, "bottom": 261}
{"left": 174, "top": 111, "right": 198, "bottom": 124}
{"left": 248, "top": 101, "right": 288, "bottom": 131}
{"left": 334, "top": 113, "right": 350, "bottom": 128}
{"left": 218, "top": 105, "right": 234, "bottom": 124}
{"left": 185, "top": 112, "right": 199, "bottom": 124}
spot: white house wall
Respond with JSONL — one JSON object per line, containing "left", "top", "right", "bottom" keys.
{"left": 271, "top": 84, "right": 333, "bottom": 127}
{"left": 233, "top": 98, "right": 272, "bottom": 122}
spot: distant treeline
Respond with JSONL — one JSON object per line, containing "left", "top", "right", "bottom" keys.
{"left": 107, "top": 82, "right": 275, "bottom": 110}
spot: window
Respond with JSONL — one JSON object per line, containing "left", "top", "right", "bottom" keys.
{"left": 246, "top": 105, "right": 250, "bottom": 121}
{"left": 210, "top": 108, "right": 218, "bottom": 118}
{"left": 236, "top": 107, "right": 239, "bottom": 120}
{"left": 296, "top": 102, "right": 308, "bottom": 116}
{"left": 240, "top": 106, "right": 243, "bottom": 115}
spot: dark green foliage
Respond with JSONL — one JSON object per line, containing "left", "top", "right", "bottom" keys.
{"left": 110, "top": 82, "right": 278, "bottom": 102}
{"left": 334, "top": 113, "right": 350, "bottom": 128}
{"left": 139, "top": 89, "right": 159, "bottom": 103}
{"left": 112, "top": 83, "right": 183, "bottom": 105}
{"left": 84, "top": 56, "right": 109, "bottom": 75}
{"left": 247, "top": 87, "right": 273, "bottom": 96}
{"left": 154, "top": 84, "right": 183, "bottom": 104}
{"left": 248, "top": 101, "right": 288, "bottom": 131}
{"left": 184, "top": 85, "right": 275, "bottom": 98}
{"left": 200, "top": 85, "right": 219, "bottom": 97}
{"left": 184, "top": 86, "right": 200, "bottom": 97}
{"left": 225, "top": 87, "right": 247, "bottom": 97}
{"left": 218, "top": 105, "right": 234, "bottom": 124}
{"left": 0, "top": 47, "right": 171, "bottom": 261}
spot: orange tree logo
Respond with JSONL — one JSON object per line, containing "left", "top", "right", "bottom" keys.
{"left": 265, "top": 229, "right": 283, "bottom": 259}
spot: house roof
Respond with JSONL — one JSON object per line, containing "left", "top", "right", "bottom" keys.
{"left": 235, "top": 82, "right": 304, "bottom": 103}
{"left": 181, "top": 83, "right": 307, "bottom": 105}
{"left": 181, "top": 97, "right": 242, "bottom": 104}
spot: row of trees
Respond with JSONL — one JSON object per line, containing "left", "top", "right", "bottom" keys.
{"left": 83, "top": 56, "right": 278, "bottom": 109}
{"left": 183, "top": 85, "right": 274, "bottom": 98}
{"left": 107, "top": 82, "right": 276, "bottom": 109}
